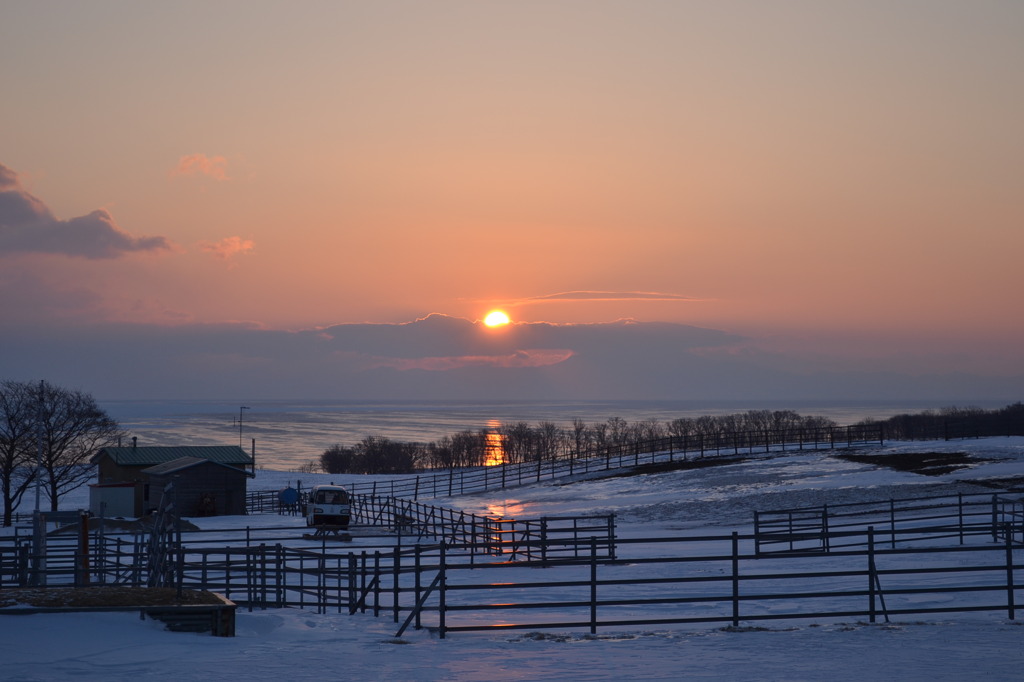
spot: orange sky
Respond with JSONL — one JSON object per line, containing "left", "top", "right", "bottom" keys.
{"left": 1, "top": 2, "right": 1022, "bottom": 399}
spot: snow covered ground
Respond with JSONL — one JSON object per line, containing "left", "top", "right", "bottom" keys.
{"left": 3, "top": 437, "right": 1024, "bottom": 681}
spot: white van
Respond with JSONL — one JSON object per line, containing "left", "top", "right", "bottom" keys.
{"left": 305, "top": 484, "right": 351, "bottom": 528}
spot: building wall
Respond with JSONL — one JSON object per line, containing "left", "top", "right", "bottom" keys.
{"left": 89, "top": 485, "right": 137, "bottom": 517}
{"left": 147, "top": 466, "right": 248, "bottom": 516}
{"left": 96, "top": 458, "right": 139, "bottom": 485}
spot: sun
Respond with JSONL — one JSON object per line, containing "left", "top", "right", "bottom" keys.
{"left": 483, "top": 310, "right": 511, "bottom": 327}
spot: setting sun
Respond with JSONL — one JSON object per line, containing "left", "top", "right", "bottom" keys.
{"left": 483, "top": 310, "right": 511, "bottom": 327}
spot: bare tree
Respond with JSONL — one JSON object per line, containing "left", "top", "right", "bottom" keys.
{"left": 449, "top": 429, "right": 488, "bottom": 467}
{"left": 0, "top": 380, "right": 123, "bottom": 521}
{"left": 667, "top": 417, "right": 695, "bottom": 439}
{"left": 0, "top": 381, "right": 37, "bottom": 526}
{"left": 635, "top": 418, "right": 665, "bottom": 442}
{"left": 500, "top": 422, "right": 534, "bottom": 463}
{"left": 571, "top": 417, "right": 592, "bottom": 456}
{"left": 534, "top": 421, "right": 565, "bottom": 462}
{"left": 35, "top": 381, "right": 124, "bottom": 512}
{"left": 605, "top": 417, "right": 629, "bottom": 446}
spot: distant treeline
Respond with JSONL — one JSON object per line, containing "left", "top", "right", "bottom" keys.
{"left": 312, "top": 403, "right": 1024, "bottom": 475}
{"left": 316, "top": 409, "right": 838, "bottom": 474}
{"left": 857, "top": 402, "right": 1024, "bottom": 441}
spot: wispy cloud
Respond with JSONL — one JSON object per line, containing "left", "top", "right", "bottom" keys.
{"left": 171, "top": 153, "right": 229, "bottom": 181}
{"left": 366, "top": 348, "right": 574, "bottom": 371}
{"left": 199, "top": 236, "right": 255, "bottom": 263}
{"left": 0, "top": 162, "right": 171, "bottom": 259}
{"left": 488, "top": 291, "right": 703, "bottom": 306}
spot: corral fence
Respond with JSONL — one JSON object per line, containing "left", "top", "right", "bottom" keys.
{"left": 349, "top": 495, "right": 616, "bottom": 563}
{"left": 246, "top": 423, "right": 885, "bottom": 508}
{"left": 754, "top": 491, "right": 1024, "bottom": 555}
{"left": 0, "top": 495, "right": 617, "bottom": 589}
{"left": 398, "top": 527, "right": 1022, "bottom": 638}
{"left": 2, "top": 519, "right": 1021, "bottom": 638}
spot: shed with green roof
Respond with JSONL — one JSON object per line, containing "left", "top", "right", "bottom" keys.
{"left": 90, "top": 445, "right": 255, "bottom": 517}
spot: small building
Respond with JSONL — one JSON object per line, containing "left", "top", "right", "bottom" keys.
{"left": 90, "top": 445, "right": 255, "bottom": 517}
{"left": 142, "top": 457, "right": 250, "bottom": 516}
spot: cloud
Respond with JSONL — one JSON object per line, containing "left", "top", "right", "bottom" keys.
{"left": 199, "top": 236, "right": 255, "bottom": 262}
{"left": 366, "top": 348, "right": 575, "bottom": 371}
{"left": 172, "top": 154, "right": 229, "bottom": 181}
{"left": 485, "top": 291, "right": 705, "bottom": 307}
{"left": 0, "top": 162, "right": 172, "bottom": 259}
{"left": 533, "top": 291, "right": 698, "bottom": 302}
{"left": 313, "top": 314, "right": 740, "bottom": 360}
{"left": 1, "top": 313, "right": 1021, "bottom": 402}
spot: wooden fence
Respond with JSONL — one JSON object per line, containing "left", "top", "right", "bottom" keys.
{"left": 3, "top": 517, "right": 1021, "bottom": 639}
{"left": 246, "top": 423, "right": 885, "bottom": 507}
{"left": 405, "top": 528, "right": 1022, "bottom": 638}
{"left": 754, "top": 491, "right": 1024, "bottom": 555}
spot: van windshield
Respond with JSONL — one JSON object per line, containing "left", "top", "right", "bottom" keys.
{"left": 315, "top": 490, "right": 348, "bottom": 504}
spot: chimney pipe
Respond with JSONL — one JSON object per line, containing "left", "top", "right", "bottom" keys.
{"left": 132, "top": 436, "right": 137, "bottom": 449}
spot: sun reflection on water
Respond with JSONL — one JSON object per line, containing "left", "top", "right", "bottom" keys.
{"left": 484, "top": 419, "right": 506, "bottom": 466}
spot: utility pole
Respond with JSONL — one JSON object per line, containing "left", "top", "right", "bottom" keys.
{"left": 239, "top": 406, "right": 250, "bottom": 448}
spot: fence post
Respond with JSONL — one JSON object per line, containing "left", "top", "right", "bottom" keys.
{"left": 78, "top": 510, "right": 90, "bottom": 586}
{"left": 731, "top": 532, "right": 740, "bottom": 627}
{"left": 958, "top": 493, "right": 964, "bottom": 545}
{"left": 992, "top": 495, "right": 999, "bottom": 543}
{"left": 224, "top": 546, "right": 232, "bottom": 601}
{"left": 540, "top": 518, "right": 548, "bottom": 564}
{"left": 439, "top": 542, "right": 447, "bottom": 639}
{"left": 822, "top": 505, "right": 830, "bottom": 552}
{"left": 590, "top": 536, "right": 598, "bottom": 634}
{"left": 348, "top": 553, "right": 358, "bottom": 615}
{"left": 246, "top": 547, "right": 256, "bottom": 612}
{"left": 258, "top": 543, "right": 268, "bottom": 610}
{"left": 414, "top": 544, "right": 423, "bottom": 631}
{"left": 868, "top": 527, "right": 876, "bottom": 623}
{"left": 1006, "top": 527, "right": 1016, "bottom": 620}
{"left": 371, "top": 551, "right": 385, "bottom": 617}
{"left": 753, "top": 512, "right": 761, "bottom": 555}
{"left": 890, "top": 499, "right": 897, "bottom": 550}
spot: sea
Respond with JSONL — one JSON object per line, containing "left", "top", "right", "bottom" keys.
{"left": 97, "top": 398, "right": 1012, "bottom": 472}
